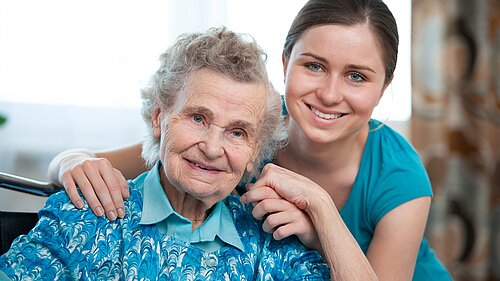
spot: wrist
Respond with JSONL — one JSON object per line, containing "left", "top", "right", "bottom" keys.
{"left": 48, "top": 148, "right": 96, "bottom": 184}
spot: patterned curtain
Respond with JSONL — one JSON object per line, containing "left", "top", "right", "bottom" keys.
{"left": 411, "top": 0, "right": 499, "bottom": 280}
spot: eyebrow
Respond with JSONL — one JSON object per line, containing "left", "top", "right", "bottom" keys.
{"left": 183, "top": 106, "right": 214, "bottom": 120}
{"left": 183, "top": 105, "right": 257, "bottom": 135}
{"left": 300, "top": 52, "right": 377, "bottom": 74}
{"left": 300, "top": 52, "right": 328, "bottom": 64}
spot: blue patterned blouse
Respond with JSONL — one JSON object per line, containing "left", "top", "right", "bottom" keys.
{"left": 0, "top": 170, "right": 330, "bottom": 280}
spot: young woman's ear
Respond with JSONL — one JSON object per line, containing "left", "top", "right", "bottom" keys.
{"left": 376, "top": 76, "right": 394, "bottom": 106}
{"left": 282, "top": 51, "right": 289, "bottom": 83}
{"left": 151, "top": 107, "right": 162, "bottom": 138}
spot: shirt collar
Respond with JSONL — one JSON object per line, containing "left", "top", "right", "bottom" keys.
{"left": 139, "top": 162, "right": 244, "bottom": 251}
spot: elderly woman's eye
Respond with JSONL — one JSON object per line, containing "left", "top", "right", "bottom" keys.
{"left": 192, "top": 114, "right": 203, "bottom": 123}
{"left": 231, "top": 129, "right": 245, "bottom": 138}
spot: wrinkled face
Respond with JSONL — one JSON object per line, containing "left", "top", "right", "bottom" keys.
{"left": 283, "top": 24, "right": 389, "bottom": 144}
{"left": 152, "top": 68, "right": 266, "bottom": 206}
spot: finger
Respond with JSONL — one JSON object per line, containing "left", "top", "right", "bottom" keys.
{"left": 82, "top": 164, "right": 118, "bottom": 221}
{"left": 245, "top": 183, "right": 254, "bottom": 191}
{"left": 60, "top": 172, "right": 84, "bottom": 209}
{"left": 252, "top": 198, "right": 296, "bottom": 220}
{"left": 260, "top": 206, "right": 304, "bottom": 232}
{"left": 240, "top": 186, "right": 281, "bottom": 204}
{"left": 272, "top": 222, "right": 300, "bottom": 241}
{"left": 71, "top": 167, "right": 105, "bottom": 217}
{"left": 116, "top": 171, "right": 130, "bottom": 199}
{"left": 97, "top": 164, "right": 126, "bottom": 219}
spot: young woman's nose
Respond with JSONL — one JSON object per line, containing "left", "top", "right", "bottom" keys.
{"left": 198, "top": 126, "right": 225, "bottom": 159}
{"left": 317, "top": 76, "right": 344, "bottom": 105}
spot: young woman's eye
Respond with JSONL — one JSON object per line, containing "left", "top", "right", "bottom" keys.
{"left": 348, "top": 72, "right": 366, "bottom": 83}
{"left": 305, "top": 63, "right": 322, "bottom": 72}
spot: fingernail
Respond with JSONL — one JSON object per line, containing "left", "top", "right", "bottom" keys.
{"left": 95, "top": 206, "right": 104, "bottom": 217}
{"left": 107, "top": 210, "right": 117, "bottom": 221}
{"left": 76, "top": 200, "right": 84, "bottom": 209}
{"left": 240, "top": 195, "right": 247, "bottom": 203}
{"left": 117, "top": 208, "right": 125, "bottom": 218}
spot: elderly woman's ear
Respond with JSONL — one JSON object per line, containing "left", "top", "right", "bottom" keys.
{"left": 151, "top": 108, "right": 162, "bottom": 138}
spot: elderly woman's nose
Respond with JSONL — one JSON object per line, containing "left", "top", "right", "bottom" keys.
{"left": 198, "top": 127, "right": 225, "bottom": 159}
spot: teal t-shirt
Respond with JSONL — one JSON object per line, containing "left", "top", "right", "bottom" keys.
{"left": 339, "top": 119, "right": 451, "bottom": 280}
{"left": 237, "top": 109, "right": 452, "bottom": 280}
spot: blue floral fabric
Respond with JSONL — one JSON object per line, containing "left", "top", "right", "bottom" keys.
{"left": 0, "top": 174, "right": 329, "bottom": 280}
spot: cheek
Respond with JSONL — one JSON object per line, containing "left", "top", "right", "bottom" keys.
{"left": 284, "top": 70, "right": 302, "bottom": 96}
{"left": 226, "top": 146, "right": 254, "bottom": 172}
{"left": 349, "top": 89, "right": 382, "bottom": 113}
{"left": 160, "top": 127, "right": 190, "bottom": 159}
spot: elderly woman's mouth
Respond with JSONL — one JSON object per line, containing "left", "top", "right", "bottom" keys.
{"left": 185, "top": 158, "right": 224, "bottom": 172}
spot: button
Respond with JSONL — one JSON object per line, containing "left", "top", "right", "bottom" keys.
{"left": 205, "top": 254, "right": 218, "bottom": 267}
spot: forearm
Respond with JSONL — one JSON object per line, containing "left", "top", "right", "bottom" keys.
{"left": 48, "top": 148, "right": 97, "bottom": 184}
{"left": 307, "top": 195, "right": 378, "bottom": 281}
{"left": 94, "top": 143, "right": 147, "bottom": 179}
{"left": 48, "top": 143, "right": 146, "bottom": 184}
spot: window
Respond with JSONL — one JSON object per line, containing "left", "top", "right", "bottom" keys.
{"left": 0, "top": 0, "right": 410, "bottom": 120}
{"left": 0, "top": 0, "right": 412, "bottom": 175}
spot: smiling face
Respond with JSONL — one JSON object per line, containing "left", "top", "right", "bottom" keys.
{"left": 152, "top": 68, "right": 266, "bottom": 208}
{"left": 283, "top": 24, "right": 389, "bottom": 144}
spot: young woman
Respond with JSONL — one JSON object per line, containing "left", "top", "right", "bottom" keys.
{"left": 48, "top": 0, "right": 452, "bottom": 280}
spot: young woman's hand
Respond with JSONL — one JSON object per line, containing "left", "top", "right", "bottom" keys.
{"left": 242, "top": 183, "right": 322, "bottom": 252}
{"left": 240, "top": 163, "right": 327, "bottom": 252}
{"left": 50, "top": 150, "right": 129, "bottom": 220}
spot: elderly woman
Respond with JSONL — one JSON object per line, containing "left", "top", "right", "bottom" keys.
{"left": 0, "top": 27, "right": 329, "bottom": 280}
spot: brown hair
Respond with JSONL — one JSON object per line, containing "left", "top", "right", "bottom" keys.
{"left": 283, "top": 0, "right": 398, "bottom": 84}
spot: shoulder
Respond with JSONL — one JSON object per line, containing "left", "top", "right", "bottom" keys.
{"left": 362, "top": 120, "right": 432, "bottom": 223}
{"left": 365, "top": 120, "right": 429, "bottom": 184}
{"left": 368, "top": 120, "right": 417, "bottom": 155}
{"left": 263, "top": 236, "right": 330, "bottom": 279}
{"left": 125, "top": 175, "right": 146, "bottom": 216}
{"left": 40, "top": 190, "right": 98, "bottom": 223}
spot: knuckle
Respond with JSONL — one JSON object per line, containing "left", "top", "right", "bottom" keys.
{"left": 81, "top": 159, "right": 96, "bottom": 171}
{"left": 107, "top": 184, "right": 120, "bottom": 192}
{"left": 87, "top": 201, "right": 101, "bottom": 210}
{"left": 102, "top": 202, "right": 116, "bottom": 211}
{"left": 261, "top": 222, "right": 272, "bottom": 233}
{"left": 97, "top": 158, "right": 111, "bottom": 168}
{"left": 265, "top": 214, "right": 278, "bottom": 226}
{"left": 274, "top": 228, "right": 287, "bottom": 240}
{"left": 251, "top": 208, "right": 263, "bottom": 220}
{"left": 260, "top": 200, "right": 272, "bottom": 211}
{"left": 60, "top": 172, "right": 72, "bottom": 183}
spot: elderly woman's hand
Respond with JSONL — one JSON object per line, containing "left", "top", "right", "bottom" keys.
{"left": 50, "top": 151, "right": 129, "bottom": 220}
{"left": 240, "top": 163, "right": 324, "bottom": 252}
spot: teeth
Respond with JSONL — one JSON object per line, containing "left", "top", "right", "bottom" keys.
{"left": 194, "top": 162, "right": 208, "bottom": 170}
{"left": 311, "top": 107, "right": 342, "bottom": 120}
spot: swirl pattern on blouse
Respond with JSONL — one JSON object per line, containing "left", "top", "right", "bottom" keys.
{"left": 0, "top": 175, "right": 329, "bottom": 280}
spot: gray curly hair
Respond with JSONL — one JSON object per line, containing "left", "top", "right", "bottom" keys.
{"left": 141, "top": 26, "right": 286, "bottom": 180}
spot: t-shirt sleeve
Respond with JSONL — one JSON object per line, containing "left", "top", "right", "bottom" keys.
{"left": 0, "top": 191, "right": 92, "bottom": 279}
{"left": 369, "top": 146, "right": 433, "bottom": 225}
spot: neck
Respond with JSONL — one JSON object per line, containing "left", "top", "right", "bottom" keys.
{"left": 275, "top": 122, "right": 369, "bottom": 192}
{"left": 159, "top": 169, "right": 211, "bottom": 230}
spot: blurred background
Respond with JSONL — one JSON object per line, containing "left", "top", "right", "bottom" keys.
{"left": 0, "top": 0, "right": 498, "bottom": 279}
